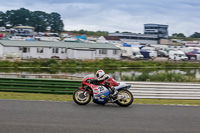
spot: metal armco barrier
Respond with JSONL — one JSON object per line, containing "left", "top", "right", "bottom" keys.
{"left": 0, "top": 78, "right": 80, "bottom": 94}
{"left": 0, "top": 78, "right": 200, "bottom": 99}
{"left": 127, "top": 81, "right": 200, "bottom": 99}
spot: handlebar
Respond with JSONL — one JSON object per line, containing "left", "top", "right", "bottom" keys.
{"left": 87, "top": 79, "right": 110, "bottom": 86}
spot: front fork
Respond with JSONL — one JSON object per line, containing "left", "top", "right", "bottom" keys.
{"left": 83, "top": 89, "right": 87, "bottom": 96}
{"left": 79, "top": 87, "right": 91, "bottom": 96}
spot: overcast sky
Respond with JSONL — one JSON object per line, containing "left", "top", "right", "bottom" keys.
{"left": 0, "top": 0, "right": 200, "bottom": 36}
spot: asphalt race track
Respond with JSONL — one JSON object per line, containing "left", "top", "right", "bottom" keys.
{"left": 0, "top": 99, "right": 200, "bottom": 133}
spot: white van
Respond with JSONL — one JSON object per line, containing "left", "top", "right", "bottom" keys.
{"left": 149, "top": 51, "right": 157, "bottom": 58}
{"left": 169, "top": 51, "right": 188, "bottom": 61}
{"left": 120, "top": 47, "right": 143, "bottom": 59}
{"left": 132, "top": 47, "right": 144, "bottom": 59}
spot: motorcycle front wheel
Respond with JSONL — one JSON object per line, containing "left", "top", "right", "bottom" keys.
{"left": 116, "top": 89, "right": 133, "bottom": 107}
{"left": 73, "top": 89, "right": 91, "bottom": 105}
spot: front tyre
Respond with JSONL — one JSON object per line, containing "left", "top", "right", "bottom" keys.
{"left": 73, "top": 89, "right": 91, "bottom": 105}
{"left": 116, "top": 89, "right": 133, "bottom": 107}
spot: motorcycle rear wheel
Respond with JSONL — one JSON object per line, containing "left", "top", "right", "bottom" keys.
{"left": 116, "top": 89, "right": 133, "bottom": 107}
{"left": 73, "top": 89, "right": 91, "bottom": 105}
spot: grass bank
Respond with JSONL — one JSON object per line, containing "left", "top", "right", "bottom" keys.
{"left": 0, "top": 92, "right": 199, "bottom": 106}
{"left": 0, "top": 58, "right": 200, "bottom": 68}
{"left": 121, "top": 72, "right": 200, "bottom": 82}
{"left": 0, "top": 58, "right": 200, "bottom": 82}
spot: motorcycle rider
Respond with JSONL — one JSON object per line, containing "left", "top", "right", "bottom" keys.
{"left": 95, "top": 70, "right": 118, "bottom": 96}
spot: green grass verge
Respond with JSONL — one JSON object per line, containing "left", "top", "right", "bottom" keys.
{"left": 0, "top": 92, "right": 199, "bottom": 106}
{"left": 0, "top": 92, "right": 73, "bottom": 101}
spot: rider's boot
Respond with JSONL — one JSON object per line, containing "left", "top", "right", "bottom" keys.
{"left": 111, "top": 87, "right": 118, "bottom": 98}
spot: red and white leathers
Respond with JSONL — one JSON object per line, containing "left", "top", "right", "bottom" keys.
{"left": 96, "top": 74, "right": 118, "bottom": 89}
{"left": 95, "top": 70, "right": 118, "bottom": 94}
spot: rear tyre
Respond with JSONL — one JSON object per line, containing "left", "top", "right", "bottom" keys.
{"left": 116, "top": 89, "right": 133, "bottom": 107}
{"left": 73, "top": 89, "right": 91, "bottom": 105}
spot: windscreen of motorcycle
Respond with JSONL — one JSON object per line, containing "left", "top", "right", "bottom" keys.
{"left": 93, "top": 86, "right": 109, "bottom": 105}
{"left": 83, "top": 74, "right": 94, "bottom": 79}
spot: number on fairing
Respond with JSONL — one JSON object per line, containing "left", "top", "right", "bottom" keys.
{"left": 98, "top": 86, "right": 104, "bottom": 93}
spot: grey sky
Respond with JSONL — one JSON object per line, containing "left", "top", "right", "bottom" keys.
{"left": 0, "top": 0, "right": 200, "bottom": 36}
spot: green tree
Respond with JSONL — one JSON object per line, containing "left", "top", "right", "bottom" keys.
{"left": 65, "top": 30, "right": 108, "bottom": 36}
{"left": 79, "top": 29, "right": 86, "bottom": 34}
{"left": 49, "top": 12, "right": 64, "bottom": 33}
{"left": 0, "top": 11, "right": 6, "bottom": 27}
{"left": 5, "top": 8, "right": 31, "bottom": 27}
{"left": 172, "top": 33, "right": 186, "bottom": 38}
{"left": 30, "top": 11, "right": 50, "bottom": 32}
{"left": 190, "top": 32, "right": 200, "bottom": 38}
{"left": 1, "top": 8, "right": 64, "bottom": 32}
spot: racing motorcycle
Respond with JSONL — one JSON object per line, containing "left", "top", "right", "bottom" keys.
{"left": 73, "top": 74, "right": 133, "bottom": 107}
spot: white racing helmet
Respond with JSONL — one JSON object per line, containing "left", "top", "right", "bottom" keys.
{"left": 96, "top": 70, "right": 105, "bottom": 80}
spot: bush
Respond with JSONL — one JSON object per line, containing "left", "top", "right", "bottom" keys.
{"left": 0, "top": 59, "right": 200, "bottom": 68}
{"left": 121, "top": 72, "right": 200, "bottom": 82}
{"left": 45, "top": 59, "right": 59, "bottom": 67}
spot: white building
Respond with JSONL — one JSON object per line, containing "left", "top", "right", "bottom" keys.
{"left": 109, "top": 33, "right": 159, "bottom": 44}
{"left": 0, "top": 40, "right": 121, "bottom": 60}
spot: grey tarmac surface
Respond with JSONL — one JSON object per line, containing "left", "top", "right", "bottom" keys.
{"left": 0, "top": 99, "right": 200, "bottom": 133}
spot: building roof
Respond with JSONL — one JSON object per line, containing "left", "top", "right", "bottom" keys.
{"left": 144, "top": 24, "right": 168, "bottom": 27}
{"left": 109, "top": 33, "right": 158, "bottom": 38}
{"left": 0, "top": 40, "right": 120, "bottom": 50}
{"left": 13, "top": 26, "right": 35, "bottom": 29}
{"left": 104, "top": 36, "right": 120, "bottom": 41}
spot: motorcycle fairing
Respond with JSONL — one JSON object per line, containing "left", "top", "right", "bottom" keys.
{"left": 92, "top": 85, "right": 109, "bottom": 105}
{"left": 114, "top": 82, "right": 131, "bottom": 90}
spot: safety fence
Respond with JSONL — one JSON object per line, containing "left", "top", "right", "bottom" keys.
{"left": 0, "top": 78, "right": 200, "bottom": 99}
{"left": 0, "top": 78, "right": 80, "bottom": 95}
{"left": 128, "top": 81, "right": 200, "bottom": 99}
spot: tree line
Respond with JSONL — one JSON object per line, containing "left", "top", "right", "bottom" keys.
{"left": 0, "top": 8, "right": 199, "bottom": 38}
{"left": 171, "top": 32, "right": 200, "bottom": 38}
{"left": 67, "top": 29, "right": 108, "bottom": 36}
{"left": 0, "top": 8, "right": 64, "bottom": 33}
